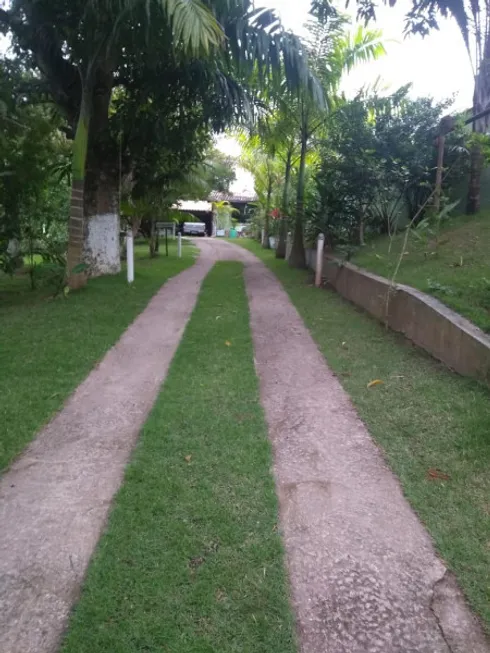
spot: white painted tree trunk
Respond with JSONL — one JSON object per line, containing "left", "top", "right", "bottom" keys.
{"left": 84, "top": 212, "right": 121, "bottom": 277}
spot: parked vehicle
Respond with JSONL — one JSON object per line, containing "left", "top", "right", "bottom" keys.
{"left": 183, "top": 222, "right": 206, "bottom": 237}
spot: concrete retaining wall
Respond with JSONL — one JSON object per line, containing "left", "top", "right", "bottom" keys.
{"left": 304, "top": 249, "right": 490, "bottom": 383}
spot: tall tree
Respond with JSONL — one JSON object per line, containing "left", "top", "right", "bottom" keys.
{"left": 266, "top": 113, "right": 301, "bottom": 259}
{"left": 353, "top": 0, "right": 490, "bottom": 214}
{"left": 286, "top": 11, "right": 385, "bottom": 268}
{"left": 1, "top": 0, "right": 315, "bottom": 286}
{"left": 202, "top": 148, "right": 237, "bottom": 194}
{"left": 240, "top": 135, "right": 283, "bottom": 247}
{"left": 0, "top": 59, "right": 70, "bottom": 275}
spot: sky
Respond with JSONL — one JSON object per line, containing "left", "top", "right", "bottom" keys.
{"left": 225, "top": 0, "right": 475, "bottom": 194}
{"left": 261, "top": 0, "right": 473, "bottom": 108}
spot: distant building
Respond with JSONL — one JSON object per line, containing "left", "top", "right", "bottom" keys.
{"left": 208, "top": 191, "right": 258, "bottom": 221}
{"left": 172, "top": 200, "right": 214, "bottom": 235}
{"left": 172, "top": 192, "right": 258, "bottom": 236}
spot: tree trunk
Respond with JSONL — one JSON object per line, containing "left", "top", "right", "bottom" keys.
{"left": 359, "top": 214, "right": 365, "bottom": 246}
{"left": 263, "top": 177, "right": 273, "bottom": 249}
{"left": 289, "top": 132, "right": 307, "bottom": 269}
{"left": 276, "top": 149, "right": 292, "bottom": 260}
{"left": 69, "top": 64, "right": 120, "bottom": 278}
{"left": 84, "top": 65, "right": 120, "bottom": 276}
{"left": 67, "top": 88, "right": 91, "bottom": 289}
{"left": 433, "top": 134, "right": 445, "bottom": 214}
{"left": 467, "top": 67, "right": 490, "bottom": 215}
{"left": 466, "top": 142, "right": 484, "bottom": 214}
{"left": 83, "top": 167, "right": 121, "bottom": 275}
{"left": 132, "top": 218, "right": 141, "bottom": 238}
{"left": 149, "top": 219, "right": 157, "bottom": 258}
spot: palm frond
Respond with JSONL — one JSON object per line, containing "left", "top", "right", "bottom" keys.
{"left": 334, "top": 26, "right": 386, "bottom": 73}
{"left": 165, "top": 0, "right": 224, "bottom": 54}
{"left": 87, "top": 0, "right": 224, "bottom": 54}
{"left": 431, "top": 0, "right": 470, "bottom": 50}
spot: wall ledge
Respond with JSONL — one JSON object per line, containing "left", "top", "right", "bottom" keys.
{"left": 304, "top": 250, "right": 490, "bottom": 383}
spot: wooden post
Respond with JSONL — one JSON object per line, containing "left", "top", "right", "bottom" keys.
{"left": 434, "top": 134, "right": 445, "bottom": 214}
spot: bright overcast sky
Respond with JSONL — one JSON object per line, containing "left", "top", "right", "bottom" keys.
{"left": 261, "top": 0, "right": 473, "bottom": 110}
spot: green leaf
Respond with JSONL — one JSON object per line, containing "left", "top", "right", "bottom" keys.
{"left": 161, "top": 0, "right": 224, "bottom": 55}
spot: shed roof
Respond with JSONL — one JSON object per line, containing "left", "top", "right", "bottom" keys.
{"left": 173, "top": 200, "right": 212, "bottom": 213}
{"left": 208, "top": 191, "right": 258, "bottom": 203}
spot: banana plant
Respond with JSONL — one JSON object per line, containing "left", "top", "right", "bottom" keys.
{"left": 213, "top": 200, "right": 240, "bottom": 232}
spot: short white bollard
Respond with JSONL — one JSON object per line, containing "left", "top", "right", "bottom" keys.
{"left": 315, "top": 233, "right": 325, "bottom": 288}
{"left": 127, "top": 228, "right": 134, "bottom": 284}
{"left": 286, "top": 232, "right": 292, "bottom": 261}
{"left": 178, "top": 232, "right": 182, "bottom": 258}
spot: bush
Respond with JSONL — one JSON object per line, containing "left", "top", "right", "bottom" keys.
{"left": 310, "top": 88, "right": 468, "bottom": 248}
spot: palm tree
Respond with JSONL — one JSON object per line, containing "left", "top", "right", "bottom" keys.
{"left": 287, "top": 14, "right": 385, "bottom": 268}
{"left": 1, "top": 0, "right": 315, "bottom": 287}
{"left": 251, "top": 112, "right": 301, "bottom": 257}
{"left": 68, "top": 0, "right": 225, "bottom": 286}
{"left": 213, "top": 200, "right": 240, "bottom": 232}
{"left": 433, "top": 0, "right": 490, "bottom": 213}
{"left": 240, "top": 138, "right": 283, "bottom": 248}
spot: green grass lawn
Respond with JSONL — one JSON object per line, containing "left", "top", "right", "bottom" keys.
{"left": 236, "top": 239, "right": 490, "bottom": 634}
{"left": 348, "top": 211, "right": 490, "bottom": 332}
{"left": 0, "top": 241, "right": 197, "bottom": 473}
{"left": 61, "top": 262, "right": 296, "bottom": 653}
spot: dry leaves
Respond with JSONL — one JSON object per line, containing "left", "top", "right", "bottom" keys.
{"left": 184, "top": 455, "right": 192, "bottom": 463}
{"left": 189, "top": 556, "right": 205, "bottom": 570}
{"left": 367, "top": 379, "right": 384, "bottom": 388}
{"left": 427, "top": 468, "right": 450, "bottom": 481}
{"left": 216, "top": 588, "right": 227, "bottom": 602}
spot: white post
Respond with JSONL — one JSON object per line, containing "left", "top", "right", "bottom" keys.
{"left": 315, "top": 233, "right": 325, "bottom": 288}
{"left": 178, "top": 232, "right": 182, "bottom": 258}
{"left": 286, "top": 232, "right": 292, "bottom": 260}
{"left": 127, "top": 228, "right": 134, "bottom": 284}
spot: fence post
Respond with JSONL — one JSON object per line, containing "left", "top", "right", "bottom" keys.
{"left": 434, "top": 134, "right": 445, "bottom": 214}
{"left": 127, "top": 228, "right": 134, "bottom": 284}
{"left": 315, "top": 233, "right": 325, "bottom": 288}
{"left": 178, "top": 232, "right": 182, "bottom": 258}
{"left": 286, "top": 232, "right": 292, "bottom": 260}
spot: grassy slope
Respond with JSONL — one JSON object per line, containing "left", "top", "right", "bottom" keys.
{"left": 0, "top": 242, "right": 196, "bottom": 472}
{"left": 236, "top": 239, "right": 490, "bottom": 633}
{"left": 350, "top": 212, "right": 490, "bottom": 332}
{"left": 61, "top": 262, "right": 296, "bottom": 653}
